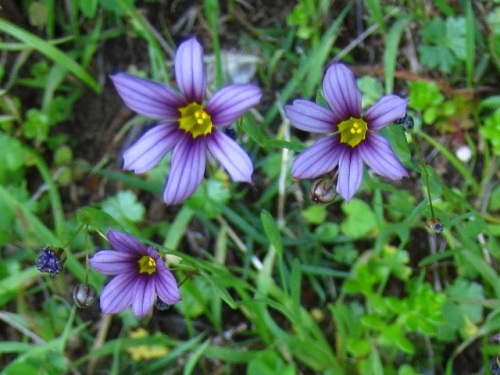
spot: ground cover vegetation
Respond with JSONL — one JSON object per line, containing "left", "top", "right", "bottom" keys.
{"left": 1, "top": 0, "right": 500, "bottom": 374}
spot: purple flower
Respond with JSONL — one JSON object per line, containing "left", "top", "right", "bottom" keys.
{"left": 89, "top": 230, "right": 181, "bottom": 318}
{"left": 111, "top": 38, "right": 263, "bottom": 205}
{"left": 285, "top": 63, "right": 408, "bottom": 201}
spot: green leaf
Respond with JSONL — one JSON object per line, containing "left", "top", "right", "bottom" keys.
{"left": 77, "top": 207, "right": 121, "bottom": 231}
{"left": 260, "top": 209, "right": 283, "bottom": 256}
{"left": 488, "top": 185, "right": 500, "bottom": 211}
{"left": 340, "top": 199, "right": 377, "bottom": 238}
{"left": 446, "top": 17, "right": 467, "bottom": 60}
{"left": 186, "top": 179, "right": 230, "bottom": 218}
{"left": 101, "top": 190, "right": 145, "bottom": 223}
{"left": 248, "top": 351, "right": 296, "bottom": 375}
{"left": 418, "top": 45, "right": 458, "bottom": 73}
{"left": 448, "top": 279, "right": 484, "bottom": 324}
{"left": 357, "top": 76, "right": 383, "bottom": 107}
{"left": 385, "top": 125, "right": 411, "bottom": 165}
{"left": 79, "top": 0, "right": 99, "bottom": 18}
{"left": 301, "top": 205, "right": 327, "bottom": 225}
{"left": 408, "top": 80, "right": 444, "bottom": 112}
{"left": 314, "top": 223, "right": 339, "bottom": 243}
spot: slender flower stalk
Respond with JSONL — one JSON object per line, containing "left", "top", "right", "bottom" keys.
{"left": 111, "top": 38, "right": 263, "bottom": 205}
{"left": 285, "top": 63, "right": 409, "bottom": 201}
{"left": 89, "top": 230, "right": 181, "bottom": 318}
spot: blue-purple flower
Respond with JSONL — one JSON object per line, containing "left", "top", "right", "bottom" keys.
{"left": 285, "top": 63, "right": 408, "bottom": 201}
{"left": 111, "top": 38, "right": 263, "bottom": 205}
{"left": 89, "top": 230, "right": 181, "bottom": 318}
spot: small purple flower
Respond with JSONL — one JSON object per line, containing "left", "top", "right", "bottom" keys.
{"left": 89, "top": 230, "right": 181, "bottom": 318}
{"left": 111, "top": 38, "right": 263, "bottom": 205}
{"left": 285, "top": 63, "right": 409, "bottom": 201}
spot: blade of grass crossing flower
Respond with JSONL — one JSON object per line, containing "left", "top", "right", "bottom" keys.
{"left": 0, "top": 18, "right": 99, "bottom": 92}
{"left": 204, "top": 0, "right": 223, "bottom": 87}
{"left": 383, "top": 15, "right": 412, "bottom": 93}
{"left": 465, "top": 1, "right": 475, "bottom": 88}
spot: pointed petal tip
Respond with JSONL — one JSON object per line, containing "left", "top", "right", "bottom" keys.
{"left": 323, "top": 63, "right": 362, "bottom": 119}
{"left": 207, "top": 84, "right": 262, "bottom": 127}
{"left": 175, "top": 37, "right": 206, "bottom": 103}
{"left": 207, "top": 130, "right": 254, "bottom": 182}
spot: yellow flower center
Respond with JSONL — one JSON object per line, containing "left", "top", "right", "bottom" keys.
{"left": 137, "top": 255, "right": 156, "bottom": 275}
{"left": 338, "top": 117, "right": 368, "bottom": 147}
{"left": 178, "top": 102, "right": 213, "bottom": 138}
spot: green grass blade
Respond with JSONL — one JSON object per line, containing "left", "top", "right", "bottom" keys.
{"left": 418, "top": 131, "right": 480, "bottom": 191}
{"left": 384, "top": 15, "right": 412, "bottom": 93}
{"left": 0, "top": 18, "right": 99, "bottom": 92}
{"left": 465, "top": 1, "right": 475, "bottom": 88}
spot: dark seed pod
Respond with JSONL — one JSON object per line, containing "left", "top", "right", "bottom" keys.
{"left": 426, "top": 217, "right": 444, "bottom": 234}
{"left": 394, "top": 113, "right": 414, "bottom": 132}
{"left": 36, "top": 247, "right": 67, "bottom": 276}
{"left": 73, "top": 283, "right": 97, "bottom": 309}
{"left": 155, "top": 298, "right": 170, "bottom": 311}
{"left": 310, "top": 178, "right": 336, "bottom": 204}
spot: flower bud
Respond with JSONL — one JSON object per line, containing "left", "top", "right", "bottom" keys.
{"left": 73, "top": 283, "right": 97, "bottom": 309}
{"left": 36, "top": 247, "right": 67, "bottom": 276}
{"left": 310, "top": 178, "right": 336, "bottom": 204}
{"left": 426, "top": 217, "right": 444, "bottom": 233}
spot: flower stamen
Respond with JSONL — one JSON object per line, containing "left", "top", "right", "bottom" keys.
{"left": 338, "top": 117, "right": 368, "bottom": 147}
{"left": 138, "top": 256, "right": 156, "bottom": 275}
{"left": 178, "top": 102, "right": 213, "bottom": 138}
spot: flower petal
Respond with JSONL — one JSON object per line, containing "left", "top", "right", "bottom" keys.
{"left": 358, "top": 132, "right": 408, "bottom": 179}
{"left": 131, "top": 276, "right": 156, "bottom": 318}
{"left": 175, "top": 38, "right": 206, "bottom": 103}
{"left": 155, "top": 266, "right": 182, "bottom": 304}
{"left": 164, "top": 135, "right": 206, "bottom": 205}
{"left": 89, "top": 251, "right": 136, "bottom": 275}
{"left": 99, "top": 273, "right": 135, "bottom": 315}
{"left": 285, "top": 100, "right": 335, "bottom": 133}
{"left": 336, "top": 149, "right": 363, "bottom": 201}
{"left": 206, "top": 84, "right": 262, "bottom": 127}
{"left": 364, "top": 95, "right": 408, "bottom": 130}
{"left": 123, "top": 123, "right": 183, "bottom": 173}
{"left": 323, "top": 64, "right": 362, "bottom": 120}
{"left": 107, "top": 230, "right": 146, "bottom": 255}
{"left": 110, "top": 73, "right": 184, "bottom": 119}
{"left": 206, "top": 130, "right": 253, "bottom": 182}
{"left": 291, "top": 136, "right": 343, "bottom": 179}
